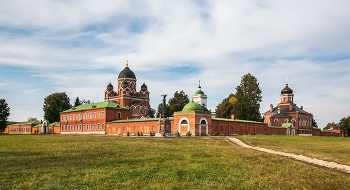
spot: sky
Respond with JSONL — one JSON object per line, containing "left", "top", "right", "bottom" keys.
{"left": 0, "top": 0, "right": 350, "bottom": 128}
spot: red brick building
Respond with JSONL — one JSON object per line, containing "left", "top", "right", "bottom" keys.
{"left": 263, "top": 81, "right": 313, "bottom": 135}
{"left": 104, "top": 60, "right": 150, "bottom": 119}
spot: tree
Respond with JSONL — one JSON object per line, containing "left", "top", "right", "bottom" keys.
{"left": 216, "top": 93, "right": 236, "bottom": 118}
{"left": 339, "top": 116, "right": 350, "bottom": 134}
{"left": 311, "top": 116, "right": 318, "bottom": 128}
{"left": 74, "top": 97, "right": 80, "bottom": 107}
{"left": 28, "top": 117, "right": 38, "bottom": 121}
{"left": 148, "top": 107, "right": 156, "bottom": 118}
{"left": 43, "top": 92, "right": 71, "bottom": 123}
{"left": 233, "top": 73, "right": 262, "bottom": 121}
{"left": 323, "top": 121, "right": 337, "bottom": 131}
{"left": 156, "top": 91, "right": 190, "bottom": 117}
{"left": 0, "top": 99, "right": 10, "bottom": 131}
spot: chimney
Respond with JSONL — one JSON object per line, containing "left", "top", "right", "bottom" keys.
{"left": 301, "top": 106, "right": 303, "bottom": 110}
{"left": 289, "top": 104, "right": 293, "bottom": 111}
{"left": 231, "top": 114, "right": 235, "bottom": 120}
{"left": 270, "top": 104, "right": 273, "bottom": 112}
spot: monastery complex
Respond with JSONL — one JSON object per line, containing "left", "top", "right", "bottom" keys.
{"left": 4, "top": 61, "right": 344, "bottom": 137}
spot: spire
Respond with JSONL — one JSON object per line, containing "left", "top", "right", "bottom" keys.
{"left": 198, "top": 77, "right": 201, "bottom": 89}
{"left": 143, "top": 79, "right": 145, "bottom": 84}
{"left": 126, "top": 57, "right": 128, "bottom": 67}
{"left": 124, "top": 75, "right": 126, "bottom": 80}
{"left": 286, "top": 78, "right": 288, "bottom": 86}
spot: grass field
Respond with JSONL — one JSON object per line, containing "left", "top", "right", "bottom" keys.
{"left": 1, "top": 134, "right": 350, "bottom": 189}
{"left": 235, "top": 135, "right": 350, "bottom": 166}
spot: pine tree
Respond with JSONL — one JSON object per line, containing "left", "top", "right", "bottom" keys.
{"left": 234, "top": 73, "right": 262, "bottom": 121}
{"left": 74, "top": 97, "right": 80, "bottom": 107}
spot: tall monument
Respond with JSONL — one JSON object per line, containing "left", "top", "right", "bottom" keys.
{"left": 157, "top": 95, "right": 171, "bottom": 135}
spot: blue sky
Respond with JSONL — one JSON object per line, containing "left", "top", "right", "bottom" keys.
{"left": 1, "top": 0, "right": 350, "bottom": 128}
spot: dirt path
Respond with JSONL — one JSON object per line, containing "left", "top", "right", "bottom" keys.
{"left": 228, "top": 137, "right": 350, "bottom": 173}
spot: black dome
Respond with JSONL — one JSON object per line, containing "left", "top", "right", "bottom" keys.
{"left": 122, "top": 80, "right": 128, "bottom": 86}
{"left": 141, "top": 83, "right": 147, "bottom": 88}
{"left": 281, "top": 85, "right": 293, "bottom": 94}
{"left": 118, "top": 67, "right": 136, "bottom": 79}
{"left": 107, "top": 82, "right": 113, "bottom": 88}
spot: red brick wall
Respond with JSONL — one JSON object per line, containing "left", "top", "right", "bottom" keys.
{"left": 8, "top": 124, "right": 33, "bottom": 134}
{"left": 321, "top": 131, "right": 341, "bottom": 137}
{"left": 106, "top": 120, "right": 159, "bottom": 135}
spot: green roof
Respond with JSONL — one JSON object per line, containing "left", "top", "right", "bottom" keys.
{"left": 62, "top": 101, "right": 128, "bottom": 113}
{"left": 281, "top": 123, "right": 292, "bottom": 128}
{"left": 195, "top": 90, "right": 204, "bottom": 95}
{"left": 7, "top": 120, "right": 41, "bottom": 126}
{"left": 182, "top": 101, "right": 203, "bottom": 112}
{"left": 212, "top": 117, "right": 265, "bottom": 124}
{"left": 48, "top": 122, "right": 60, "bottom": 126}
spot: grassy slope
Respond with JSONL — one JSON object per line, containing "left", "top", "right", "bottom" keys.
{"left": 235, "top": 135, "right": 350, "bottom": 166}
{"left": 0, "top": 134, "right": 349, "bottom": 189}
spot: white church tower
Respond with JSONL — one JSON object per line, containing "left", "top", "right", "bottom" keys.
{"left": 192, "top": 78, "right": 207, "bottom": 108}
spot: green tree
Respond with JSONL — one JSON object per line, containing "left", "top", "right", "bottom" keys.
{"left": 74, "top": 97, "right": 80, "bottom": 107}
{"left": 167, "top": 91, "right": 190, "bottom": 116}
{"left": 339, "top": 116, "right": 350, "bottom": 134}
{"left": 323, "top": 121, "right": 337, "bottom": 131}
{"left": 311, "top": 115, "right": 318, "bottom": 128}
{"left": 148, "top": 107, "right": 156, "bottom": 118}
{"left": 156, "top": 103, "right": 171, "bottom": 118}
{"left": 0, "top": 99, "right": 10, "bottom": 131}
{"left": 43, "top": 92, "right": 71, "bottom": 123}
{"left": 234, "top": 73, "right": 262, "bottom": 121}
{"left": 216, "top": 93, "right": 236, "bottom": 118}
{"left": 27, "top": 117, "right": 38, "bottom": 121}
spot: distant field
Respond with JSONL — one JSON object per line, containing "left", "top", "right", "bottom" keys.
{"left": 235, "top": 135, "right": 350, "bottom": 166}
{"left": 0, "top": 134, "right": 350, "bottom": 189}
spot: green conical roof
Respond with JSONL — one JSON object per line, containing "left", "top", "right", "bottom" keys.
{"left": 182, "top": 101, "right": 203, "bottom": 112}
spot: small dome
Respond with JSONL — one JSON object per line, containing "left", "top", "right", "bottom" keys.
{"left": 182, "top": 101, "right": 203, "bottom": 112}
{"left": 107, "top": 82, "right": 113, "bottom": 88}
{"left": 281, "top": 85, "right": 293, "bottom": 94}
{"left": 118, "top": 67, "right": 136, "bottom": 79}
{"left": 195, "top": 90, "right": 204, "bottom": 95}
{"left": 141, "top": 83, "right": 147, "bottom": 91}
{"left": 121, "top": 80, "right": 128, "bottom": 88}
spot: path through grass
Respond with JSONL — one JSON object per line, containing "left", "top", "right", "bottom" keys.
{"left": 235, "top": 135, "right": 350, "bottom": 166}
{"left": 0, "top": 134, "right": 350, "bottom": 189}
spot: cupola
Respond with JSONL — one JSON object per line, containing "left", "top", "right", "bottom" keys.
{"left": 182, "top": 100, "right": 203, "bottom": 112}
{"left": 121, "top": 76, "right": 128, "bottom": 88}
{"left": 106, "top": 81, "right": 113, "bottom": 91}
{"left": 141, "top": 80, "right": 147, "bottom": 91}
{"left": 118, "top": 59, "right": 136, "bottom": 79}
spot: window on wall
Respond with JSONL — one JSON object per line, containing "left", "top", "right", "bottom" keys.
{"left": 83, "top": 124, "right": 85, "bottom": 130}
{"left": 80, "top": 124, "right": 82, "bottom": 130}
{"left": 98, "top": 112, "right": 100, "bottom": 118}
{"left": 283, "top": 97, "right": 286, "bottom": 101}
{"left": 61, "top": 126, "right": 63, "bottom": 130}
{"left": 102, "top": 111, "right": 104, "bottom": 118}
{"left": 83, "top": 113, "right": 85, "bottom": 119}
{"left": 94, "top": 124, "right": 96, "bottom": 130}
{"left": 90, "top": 124, "right": 92, "bottom": 130}
{"left": 98, "top": 123, "right": 100, "bottom": 130}
{"left": 102, "top": 123, "right": 104, "bottom": 130}
{"left": 142, "top": 108, "right": 144, "bottom": 114}
{"left": 118, "top": 112, "right": 121, "bottom": 119}
{"left": 132, "top": 109, "right": 134, "bottom": 113}
{"left": 94, "top": 112, "right": 96, "bottom": 118}
{"left": 137, "top": 108, "right": 140, "bottom": 113}
{"left": 62, "top": 116, "right": 63, "bottom": 121}
{"left": 181, "top": 120, "right": 188, "bottom": 124}
{"left": 90, "top": 112, "right": 92, "bottom": 119}
{"left": 73, "top": 114, "right": 75, "bottom": 120}
{"left": 70, "top": 125, "right": 72, "bottom": 131}
{"left": 73, "top": 125, "right": 75, "bottom": 130}
{"left": 80, "top": 114, "right": 82, "bottom": 120}
{"left": 64, "top": 125, "right": 66, "bottom": 130}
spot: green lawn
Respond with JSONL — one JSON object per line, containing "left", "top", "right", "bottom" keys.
{"left": 235, "top": 135, "right": 350, "bottom": 166}
{"left": 0, "top": 134, "right": 349, "bottom": 189}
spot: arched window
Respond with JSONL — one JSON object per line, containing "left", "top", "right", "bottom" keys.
{"left": 201, "top": 120, "right": 207, "bottom": 124}
{"left": 142, "top": 108, "right": 145, "bottom": 113}
{"left": 137, "top": 108, "right": 140, "bottom": 113}
{"left": 181, "top": 120, "right": 188, "bottom": 124}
